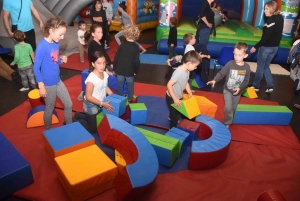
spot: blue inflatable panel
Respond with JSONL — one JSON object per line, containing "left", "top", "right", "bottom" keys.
{"left": 0, "top": 132, "right": 34, "bottom": 199}
{"left": 103, "top": 94, "right": 127, "bottom": 117}
{"left": 165, "top": 127, "right": 189, "bottom": 156}
{"left": 108, "top": 75, "right": 128, "bottom": 94}
{"left": 81, "top": 69, "right": 89, "bottom": 92}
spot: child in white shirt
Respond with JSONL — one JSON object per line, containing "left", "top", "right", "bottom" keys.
{"left": 77, "top": 20, "right": 88, "bottom": 63}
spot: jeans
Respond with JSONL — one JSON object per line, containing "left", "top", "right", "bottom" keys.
{"left": 253, "top": 46, "right": 278, "bottom": 88}
{"left": 84, "top": 99, "right": 102, "bottom": 115}
{"left": 117, "top": 75, "right": 134, "bottom": 100}
{"left": 199, "top": 28, "right": 211, "bottom": 46}
{"left": 18, "top": 65, "right": 37, "bottom": 88}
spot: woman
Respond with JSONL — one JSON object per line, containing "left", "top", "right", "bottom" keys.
{"left": 195, "top": 0, "right": 215, "bottom": 46}
{"left": 249, "top": 1, "right": 283, "bottom": 93}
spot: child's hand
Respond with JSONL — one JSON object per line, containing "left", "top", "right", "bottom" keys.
{"left": 60, "top": 56, "right": 67, "bottom": 63}
{"left": 199, "top": 52, "right": 204, "bottom": 58}
{"left": 102, "top": 100, "right": 114, "bottom": 112}
{"left": 233, "top": 88, "right": 240, "bottom": 95}
{"left": 250, "top": 47, "right": 256, "bottom": 53}
{"left": 188, "top": 93, "right": 193, "bottom": 98}
{"left": 10, "top": 63, "right": 13, "bottom": 66}
{"left": 170, "top": 44, "right": 174, "bottom": 47}
{"left": 39, "top": 88, "right": 47, "bottom": 98}
{"left": 206, "top": 80, "right": 216, "bottom": 86}
{"left": 134, "top": 73, "right": 136, "bottom": 75}
{"left": 166, "top": 59, "right": 171, "bottom": 66}
{"left": 207, "top": 55, "right": 211, "bottom": 59}
{"left": 173, "top": 98, "right": 181, "bottom": 107}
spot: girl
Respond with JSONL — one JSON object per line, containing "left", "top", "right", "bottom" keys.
{"left": 33, "top": 17, "right": 73, "bottom": 130}
{"left": 74, "top": 51, "right": 114, "bottom": 133}
{"left": 114, "top": 25, "right": 140, "bottom": 102}
{"left": 102, "top": 0, "right": 113, "bottom": 48}
{"left": 114, "top": 1, "right": 146, "bottom": 53}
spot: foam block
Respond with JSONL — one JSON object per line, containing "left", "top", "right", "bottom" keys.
{"left": 242, "top": 88, "right": 258, "bottom": 99}
{"left": 136, "top": 127, "right": 180, "bottom": 167}
{"left": 0, "top": 132, "right": 34, "bottom": 199}
{"left": 129, "top": 103, "right": 147, "bottom": 125}
{"left": 43, "top": 122, "right": 95, "bottom": 158}
{"left": 96, "top": 112, "right": 105, "bottom": 126}
{"left": 192, "top": 72, "right": 206, "bottom": 88}
{"left": 28, "top": 89, "right": 45, "bottom": 108}
{"left": 183, "top": 94, "right": 218, "bottom": 118}
{"left": 171, "top": 96, "right": 200, "bottom": 119}
{"left": 27, "top": 105, "right": 59, "bottom": 128}
{"left": 55, "top": 145, "right": 118, "bottom": 201}
{"left": 177, "top": 119, "right": 200, "bottom": 146}
{"left": 165, "top": 127, "right": 189, "bottom": 156}
{"left": 81, "top": 68, "right": 89, "bottom": 92}
{"left": 103, "top": 94, "right": 127, "bottom": 117}
{"left": 233, "top": 104, "right": 293, "bottom": 125}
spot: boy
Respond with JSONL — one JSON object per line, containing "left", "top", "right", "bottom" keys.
{"left": 167, "top": 17, "right": 177, "bottom": 59}
{"left": 207, "top": 42, "right": 250, "bottom": 128}
{"left": 166, "top": 50, "right": 202, "bottom": 128}
{"left": 77, "top": 20, "right": 87, "bottom": 63}
{"left": 10, "top": 30, "right": 37, "bottom": 91}
{"left": 183, "top": 33, "right": 211, "bottom": 58}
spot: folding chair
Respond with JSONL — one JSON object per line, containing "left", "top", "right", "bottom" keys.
{"left": 213, "top": 46, "right": 234, "bottom": 77}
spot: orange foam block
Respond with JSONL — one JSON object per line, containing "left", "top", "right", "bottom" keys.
{"left": 183, "top": 94, "right": 218, "bottom": 118}
{"left": 55, "top": 145, "right": 118, "bottom": 201}
{"left": 171, "top": 96, "right": 200, "bottom": 119}
{"left": 242, "top": 87, "right": 258, "bottom": 99}
{"left": 27, "top": 105, "right": 59, "bottom": 128}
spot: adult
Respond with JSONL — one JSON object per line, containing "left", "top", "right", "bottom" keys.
{"left": 195, "top": 0, "right": 215, "bottom": 46}
{"left": 249, "top": 1, "right": 283, "bottom": 93}
{"left": 2, "top": 0, "right": 44, "bottom": 50}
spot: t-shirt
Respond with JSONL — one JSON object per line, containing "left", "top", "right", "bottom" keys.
{"left": 102, "top": 2, "right": 113, "bottom": 19}
{"left": 78, "top": 29, "right": 86, "bottom": 45}
{"left": 166, "top": 66, "right": 189, "bottom": 99}
{"left": 85, "top": 71, "right": 109, "bottom": 101}
{"left": 11, "top": 43, "right": 33, "bottom": 68}
{"left": 184, "top": 44, "right": 195, "bottom": 54}
{"left": 3, "top": 0, "right": 34, "bottom": 32}
{"left": 121, "top": 11, "right": 132, "bottom": 27}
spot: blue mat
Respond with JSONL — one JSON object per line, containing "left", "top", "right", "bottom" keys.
{"left": 140, "top": 54, "right": 169, "bottom": 65}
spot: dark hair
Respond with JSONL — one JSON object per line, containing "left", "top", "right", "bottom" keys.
{"left": 93, "top": 0, "right": 102, "bottom": 10}
{"left": 84, "top": 30, "right": 91, "bottom": 45}
{"left": 169, "top": 17, "right": 177, "bottom": 26}
{"left": 13, "top": 30, "right": 25, "bottom": 42}
{"left": 118, "top": 1, "right": 127, "bottom": 11}
{"left": 90, "top": 51, "right": 105, "bottom": 71}
{"left": 44, "top": 17, "right": 67, "bottom": 37}
{"left": 78, "top": 20, "right": 86, "bottom": 27}
{"left": 183, "top": 33, "right": 194, "bottom": 44}
{"left": 182, "top": 50, "right": 201, "bottom": 64}
{"left": 90, "top": 23, "right": 102, "bottom": 34}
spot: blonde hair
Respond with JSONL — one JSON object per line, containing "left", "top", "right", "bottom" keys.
{"left": 183, "top": 33, "right": 194, "bottom": 44}
{"left": 234, "top": 42, "right": 248, "bottom": 54}
{"left": 44, "top": 17, "right": 67, "bottom": 37}
{"left": 265, "top": 1, "right": 280, "bottom": 15}
{"left": 124, "top": 25, "right": 140, "bottom": 41}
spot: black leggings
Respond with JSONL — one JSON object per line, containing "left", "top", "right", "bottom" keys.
{"left": 73, "top": 112, "right": 98, "bottom": 134}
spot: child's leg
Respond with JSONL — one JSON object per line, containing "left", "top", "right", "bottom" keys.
{"left": 166, "top": 93, "right": 181, "bottom": 128}
{"left": 290, "top": 67, "right": 297, "bottom": 81}
{"left": 26, "top": 65, "right": 37, "bottom": 88}
{"left": 115, "top": 30, "right": 124, "bottom": 45}
{"left": 223, "top": 90, "right": 234, "bottom": 126}
{"left": 78, "top": 42, "right": 85, "bottom": 62}
{"left": 83, "top": 100, "right": 101, "bottom": 133}
{"left": 125, "top": 76, "right": 134, "bottom": 101}
{"left": 44, "top": 85, "right": 58, "bottom": 130}
{"left": 116, "top": 75, "right": 125, "bottom": 96}
{"left": 18, "top": 68, "right": 29, "bottom": 89}
{"left": 56, "top": 81, "right": 73, "bottom": 125}
{"left": 168, "top": 46, "right": 177, "bottom": 59}
{"left": 134, "top": 41, "right": 146, "bottom": 53}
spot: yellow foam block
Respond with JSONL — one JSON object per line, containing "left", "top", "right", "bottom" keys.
{"left": 183, "top": 94, "right": 218, "bottom": 118}
{"left": 55, "top": 145, "right": 118, "bottom": 200}
{"left": 28, "top": 89, "right": 40, "bottom": 99}
{"left": 115, "top": 149, "right": 127, "bottom": 168}
{"left": 242, "top": 88, "right": 258, "bottom": 99}
{"left": 27, "top": 111, "right": 59, "bottom": 128}
{"left": 172, "top": 96, "right": 200, "bottom": 119}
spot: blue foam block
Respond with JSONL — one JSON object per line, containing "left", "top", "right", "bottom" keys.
{"left": 103, "top": 94, "right": 127, "bottom": 117}
{"left": 0, "top": 132, "right": 34, "bottom": 199}
{"left": 129, "top": 104, "right": 148, "bottom": 125}
{"left": 193, "top": 71, "right": 206, "bottom": 88}
{"left": 108, "top": 75, "right": 128, "bottom": 94}
{"left": 165, "top": 127, "right": 189, "bottom": 156}
{"left": 234, "top": 111, "right": 292, "bottom": 125}
{"left": 27, "top": 105, "right": 58, "bottom": 119}
{"left": 81, "top": 69, "right": 89, "bottom": 92}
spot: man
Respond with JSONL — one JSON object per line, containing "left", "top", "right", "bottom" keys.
{"left": 2, "top": 0, "right": 44, "bottom": 50}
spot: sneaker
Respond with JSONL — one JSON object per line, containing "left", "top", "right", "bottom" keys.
{"left": 265, "top": 87, "right": 273, "bottom": 93}
{"left": 19, "top": 87, "right": 29, "bottom": 91}
{"left": 249, "top": 86, "right": 259, "bottom": 92}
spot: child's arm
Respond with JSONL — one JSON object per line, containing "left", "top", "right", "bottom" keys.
{"left": 167, "top": 79, "right": 181, "bottom": 107}
{"left": 30, "top": 53, "right": 34, "bottom": 63}
{"left": 199, "top": 52, "right": 211, "bottom": 59}
{"left": 185, "top": 82, "right": 193, "bottom": 98}
{"left": 206, "top": 80, "right": 216, "bottom": 86}
{"left": 133, "top": 48, "right": 140, "bottom": 75}
{"left": 33, "top": 44, "right": 47, "bottom": 97}
{"left": 10, "top": 47, "right": 20, "bottom": 66}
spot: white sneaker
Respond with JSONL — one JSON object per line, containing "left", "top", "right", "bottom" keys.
{"left": 19, "top": 87, "right": 29, "bottom": 91}
{"left": 265, "top": 88, "right": 273, "bottom": 93}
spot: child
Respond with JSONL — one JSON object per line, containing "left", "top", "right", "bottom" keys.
{"left": 166, "top": 50, "right": 202, "bottom": 128}
{"left": 102, "top": 0, "right": 113, "bottom": 48}
{"left": 74, "top": 51, "right": 114, "bottom": 133}
{"left": 206, "top": 42, "right": 250, "bottom": 128}
{"left": 10, "top": 30, "right": 37, "bottom": 91}
{"left": 77, "top": 20, "right": 87, "bottom": 63}
{"left": 114, "top": 25, "right": 140, "bottom": 102}
{"left": 216, "top": 6, "right": 228, "bottom": 25}
{"left": 168, "top": 17, "right": 178, "bottom": 59}
{"left": 115, "top": 1, "right": 146, "bottom": 53}
{"left": 184, "top": 33, "right": 210, "bottom": 58}
{"left": 33, "top": 17, "right": 73, "bottom": 130}
{"left": 288, "top": 39, "right": 300, "bottom": 95}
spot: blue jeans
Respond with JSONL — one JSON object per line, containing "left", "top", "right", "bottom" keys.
{"left": 253, "top": 46, "right": 278, "bottom": 88}
{"left": 199, "top": 28, "right": 211, "bottom": 46}
{"left": 117, "top": 75, "right": 134, "bottom": 100}
{"left": 83, "top": 99, "right": 102, "bottom": 115}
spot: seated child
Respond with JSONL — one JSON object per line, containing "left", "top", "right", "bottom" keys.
{"left": 10, "top": 30, "right": 37, "bottom": 91}
{"left": 165, "top": 55, "right": 183, "bottom": 79}
{"left": 206, "top": 42, "right": 250, "bottom": 128}
{"left": 166, "top": 50, "right": 202, "bottom": 128}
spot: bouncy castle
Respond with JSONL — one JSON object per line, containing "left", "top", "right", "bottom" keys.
{"left": 156, "top": 0, "right": 300, "bottom": 64}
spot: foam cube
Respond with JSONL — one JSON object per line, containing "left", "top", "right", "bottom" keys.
{"left": 191, "top": 72, "right": 206, "bottom": 88}
{"left": 165, "top": 127, "right": 189, "bottom": 156}
{"left": 28, "top": 89, "right": 45, "bottom": 108}
{"left": 242, "top": 88, "right": 258, "bottom": 99}
{"left": 183, "top": 94, "right": 218, "bottom": 118}
{"left": 177, "top": 119, "right": 200, "bottom": 146}
{"left": 171, "top": 96, "right": 200, "bottom": 119}
{"left": 103, "top": 94, "right": 127, "bottom": 117}
{"left": 27, "top": 105, "right": 59, "bottom": 128}
{"left": 43, "top": 122, "right": 95, "bottom": 158}
{"left": 129, "top": 103, "right": 147, "bottom": 125}
{"left": 55, "top": 145, "right": 118, "bottom": 201}
{"left": 0, "top": 132, "right": 34, "bottom": 199}
{"left": 96, "top": 112, "right": 105, "bottom": 126}
{"left": 136, "top": 127, "right": 180, "bottom": 167}
{"left": 233, "top": 104, "right": 293, "bottom": 125}
{"left": 81, "top": 68, "right": 89, "bottom": 91}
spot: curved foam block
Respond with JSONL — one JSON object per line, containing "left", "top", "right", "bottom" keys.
{"left": 189, "top": 115, "right": 231, "bottom": 170}
{"left": 28, "top": 89, "right": 45, "bottom": 108}
{"left": 27, "top": 105, "right": 59, "bottom": 128}
{"left": 257, "top": 189, "right": 286, "bottom": 201}
{"left": 98, "top": 114, "right": 158, "bottom": 201}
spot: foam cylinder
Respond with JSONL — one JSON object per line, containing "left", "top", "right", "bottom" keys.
{"left": 28, "top": 89, "right": 45, "bottom": 108}
{"left": 257, "top": 189, "right": 286, "bottom": 201}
